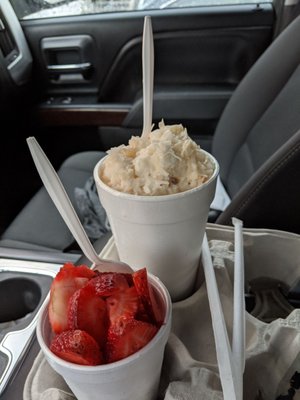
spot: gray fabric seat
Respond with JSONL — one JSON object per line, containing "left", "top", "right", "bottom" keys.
{"left": 0, "top": 151, "right": 105, "bottom": 252}
{"left": 212, "top": 14, "right": 300, "bottom": 231}
{"left": 1, "top": 14, "right": 300, "bottom": 253}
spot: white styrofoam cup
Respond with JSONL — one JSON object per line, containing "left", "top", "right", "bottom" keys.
{"left": 36, "top": 274, "right": 171, "bottom": 400}
{"left": 94, "top": 150, "right": 219, "bottom": 301}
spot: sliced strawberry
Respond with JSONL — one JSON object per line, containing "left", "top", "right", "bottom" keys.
{"left": 135, "top": 300, "right": 153, "bottom": 323}
{"left": 68, "top": 285, "right": 108, "bottom": 345}
{"left": 49, "top": 263, "right": 96, "bottom": 334}
{"left": 50, "top": 329, "right": 103, "bottom": 366}
{"left": 106, "top": 319, "right": 158, "bottom": 363}
{"left": 132, "top": 268, "right": 157, "bottom": 324}
{"left": 67, "top": 263, "right": 97, "bottom": 279}
{"left": 122, "top": 273, "right": 134, "bottom": 287}
{"left": 106, "top": 286, "right": 139, "bottom": 326}
{"left": 148, "top": 284, "right": 164, "bottom": 326}
{"left": 87, "top": 272, "right": 129, "bottom": 297}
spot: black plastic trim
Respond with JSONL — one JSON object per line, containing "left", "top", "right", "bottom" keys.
{"left": 0, "top": 0, "right": 32, "bottom": 85}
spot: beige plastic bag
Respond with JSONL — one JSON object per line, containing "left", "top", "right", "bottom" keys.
{"left": 24, "top": 223, "right": 300, "bottom": 400}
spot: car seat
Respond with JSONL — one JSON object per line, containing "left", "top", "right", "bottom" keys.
{"left": 1, "top": 14, "right": 300, "bottom": 253}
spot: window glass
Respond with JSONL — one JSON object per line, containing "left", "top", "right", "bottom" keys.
{"left": 10, "top": 0, "right": 272, "bottom": 20}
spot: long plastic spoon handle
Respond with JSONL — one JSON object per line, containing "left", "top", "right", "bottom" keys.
{"left": 26, "top": 137, "right": 102, "bottom": 266}
{"left": 201, "top": 233, "right": 238, "bottom": 400}
{"left": 232, "top": 217, "right": 246, "bottom": 400}
{"left": 141, "top": 15, "right": 154, "bottom": 138}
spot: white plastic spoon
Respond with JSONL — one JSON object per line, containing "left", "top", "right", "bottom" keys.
{"left": 26, "top": 137, "right": 133, "bottom": 274}
{"left": 141, "top": 15, "right": 154, "bottom": 138}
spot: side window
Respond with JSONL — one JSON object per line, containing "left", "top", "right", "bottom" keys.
{"left": 10, "top": 0, "right": 271, "bottom": 20}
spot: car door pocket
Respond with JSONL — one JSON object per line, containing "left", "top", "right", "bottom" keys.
{"left": 41, "top": 35, "right": 94, "bottom": 83}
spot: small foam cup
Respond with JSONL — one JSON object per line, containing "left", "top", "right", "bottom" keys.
{"left": 36, "top": 273, "right": 172, "bottom": 400}
{"left": 94, "top": 150, "right": 219, "bottom": 301}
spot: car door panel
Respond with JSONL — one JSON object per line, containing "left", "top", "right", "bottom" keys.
{"left": 19, "top": 4, "right": 274, "bottom": 150}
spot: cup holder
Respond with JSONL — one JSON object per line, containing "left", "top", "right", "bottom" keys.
{"left": 0, "top": 270, "right": 53, "bottom": 338}
{"left": 0, "top": 258, "right": 62, "bottom": 397}
{"left": 0, "top": 278, "right": 41, "bottom": 323}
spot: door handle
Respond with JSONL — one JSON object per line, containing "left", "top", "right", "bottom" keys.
{"left": 41, "top": 35, "right": 94, "bottom": 81}
{"left": 47, "top": 62, "right": 92, "bottom": 74}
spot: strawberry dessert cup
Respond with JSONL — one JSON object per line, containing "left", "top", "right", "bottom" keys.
{"left": 36, "top": 263, "right": 172, "bottom": 400}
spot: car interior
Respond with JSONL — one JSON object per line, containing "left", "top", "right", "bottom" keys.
{"left": 0, "top": 0, "right": 300, "bottom": 397}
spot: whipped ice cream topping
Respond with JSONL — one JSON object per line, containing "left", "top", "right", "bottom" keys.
{"left": 99, "top": 121, "right": 215, "bottom": 196}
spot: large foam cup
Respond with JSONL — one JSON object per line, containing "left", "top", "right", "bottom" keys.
{"left": 94, "top": 150, "right": 219, "bottom": 301}
{"left": 36, "top": 274, "right": 171, "bottom": 400}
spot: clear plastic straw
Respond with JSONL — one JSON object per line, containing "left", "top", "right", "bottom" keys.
{"left": 232, "top": 217, "right": 246, "bottom": 400}
{"left": 201, "top": 233, "right": 239, "bottom": 400}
